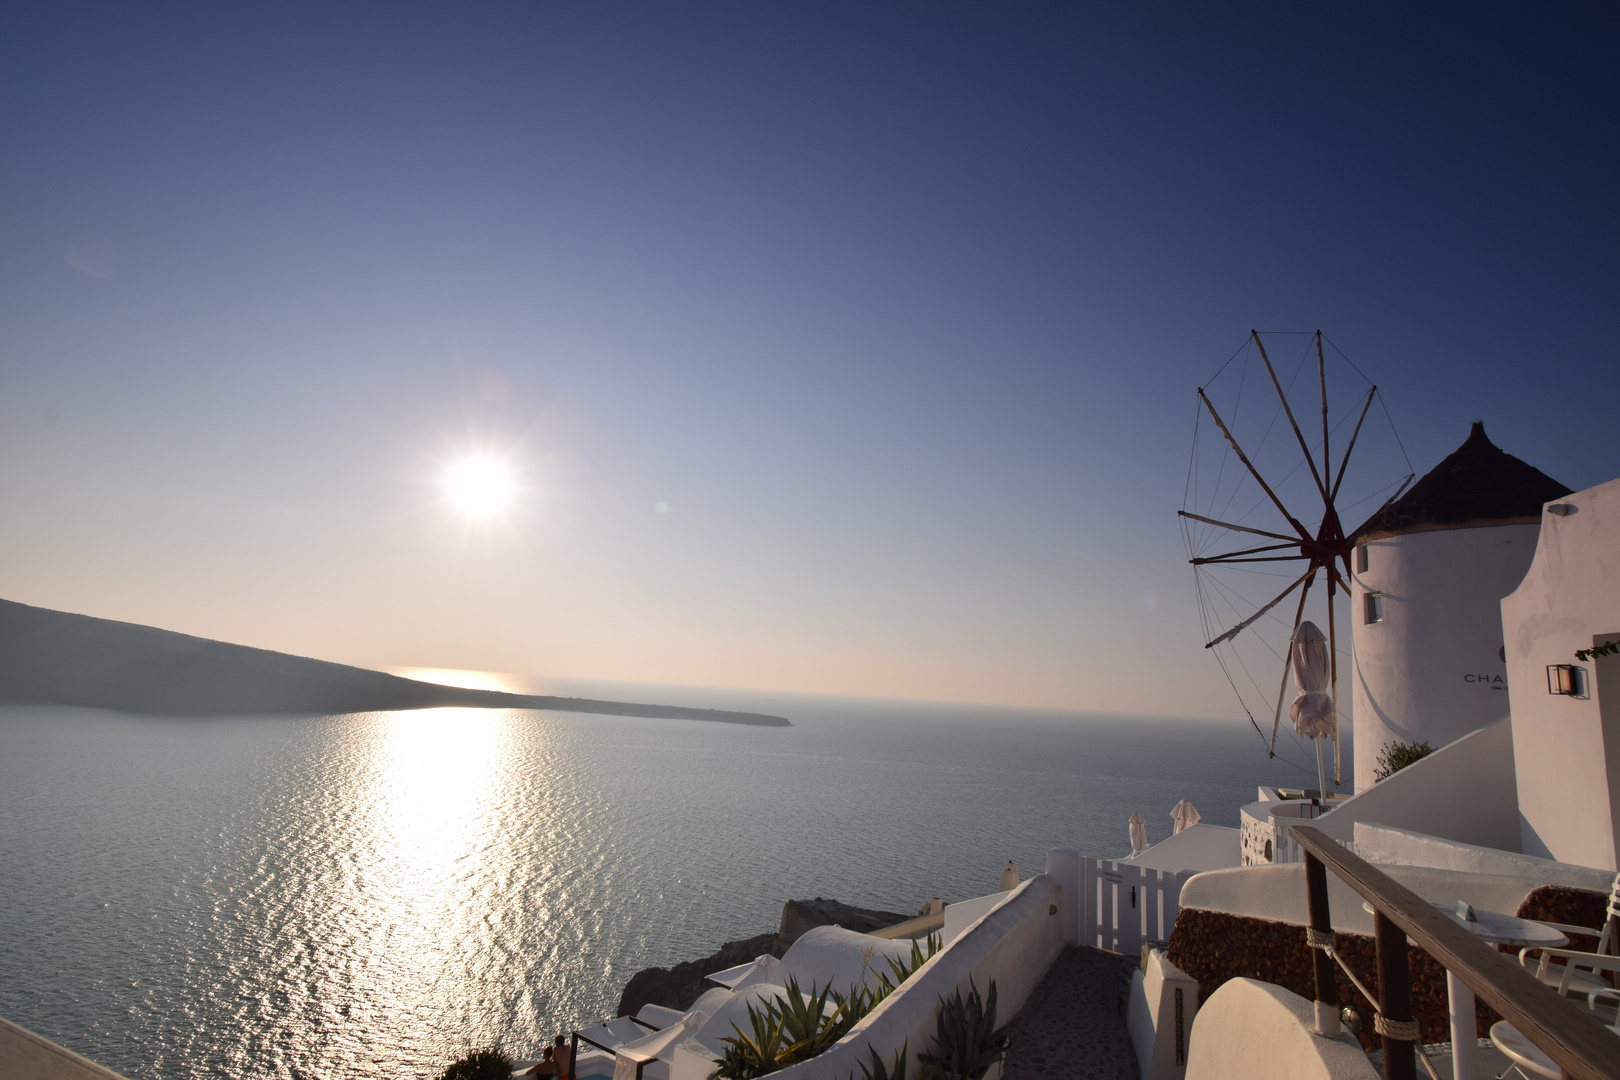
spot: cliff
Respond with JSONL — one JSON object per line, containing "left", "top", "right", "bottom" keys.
{"left": 0, "top": 599, "right": 789, "bottom": 726}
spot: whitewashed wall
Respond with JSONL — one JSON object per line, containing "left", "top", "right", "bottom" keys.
{"left": 1352, "top": 822, "right": 1615, "bottom": 890}
{"left": 1309, "top": 716, "right": 1520, "bottom": 851}
{"left": 1178, "top": 862, "right": 1562, "bottom": 935}
{"left": 1184, "top": 979, "right": 1376, "bottom": 1080}
{"left": 1350, "top": 523, "right": 1540, "bottom": 792}
{"left": 765, "top": 876, "right": 1066, "bottom": 1080}
{"left": 1502, "top": 477, "right": 1620, "bottom": 871}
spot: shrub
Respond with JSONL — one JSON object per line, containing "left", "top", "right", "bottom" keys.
{"left": 917, "top": 979, "right": 1007, "bottom": 1080}
{"left": 439, "top": 1047, "right": 512, "bottom": 1080}
{"left": 716, "top": 935, "right": 942, "bottom": 1079}
{"left": 1374, "top": 739, "right": 1435, "bottom": 781}
{"left": 856, "top": 1044, "right": 909, "bottom": 1080}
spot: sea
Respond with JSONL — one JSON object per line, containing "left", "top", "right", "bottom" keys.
{"left": 0, "top": 685, "right": 1341, "bottom": 1080}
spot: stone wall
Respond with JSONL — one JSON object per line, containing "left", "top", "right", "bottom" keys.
{"left": 1166, "top": 885, "right": 1607, "bottom": 1052}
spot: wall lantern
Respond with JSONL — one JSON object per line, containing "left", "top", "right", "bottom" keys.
{"left": 1547, "top": 664, "right": 1580, "bottom": 696}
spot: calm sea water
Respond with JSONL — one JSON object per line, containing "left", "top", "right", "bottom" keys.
{"left": 0, "top": 688, "right": 1335, "bottom": 1080}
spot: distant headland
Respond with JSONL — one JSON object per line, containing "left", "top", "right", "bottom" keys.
{"left": 0, "top": 599, "right": 790, "bottom": 726}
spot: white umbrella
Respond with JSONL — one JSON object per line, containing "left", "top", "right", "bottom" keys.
{"left": 1170, "top": 800, "right": 1201, "bottom": 834}
{"left": 1128, "top": 811, "right": 1148, "bottom": 856}
{"left": 1289, "top": 620, "right": 1337, "bottom": 796}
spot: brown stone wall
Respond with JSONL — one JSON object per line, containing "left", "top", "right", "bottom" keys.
{"left": 1165, "top": 884, "right": 1607, "bottom": 1053}
{"left": 1517, "top": 885, "right": 1609, "bottom": 953}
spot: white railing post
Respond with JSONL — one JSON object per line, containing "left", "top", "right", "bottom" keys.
{"left": 1046, "top": 848, "right": 1081, "bottom": 944}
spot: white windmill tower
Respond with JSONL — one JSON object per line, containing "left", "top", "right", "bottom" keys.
{"left": 1347, "top": 421, "right": 1571, "bottom": 791}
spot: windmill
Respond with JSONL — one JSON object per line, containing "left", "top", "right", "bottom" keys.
{"left": 1179, "top": 330, "right": 1413, "bottom": 794}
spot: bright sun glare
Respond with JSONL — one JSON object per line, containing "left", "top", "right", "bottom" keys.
{"left": 443, "top": 455, "right": 517, "bottom": 520}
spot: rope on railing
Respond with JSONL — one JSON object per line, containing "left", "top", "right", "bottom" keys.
{"left": 1307, "top": 930, "right": 1379, "bottom": 1011}
{"left": 1374, "top": 1015, "right": 1420, "bottom": 1040}
{"left": 1308, "top": 922, "right": 1441, "bottom": 1080}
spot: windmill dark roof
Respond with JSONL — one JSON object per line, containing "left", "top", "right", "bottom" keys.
{"left": 1352, "top": 422, "right": 1572, "bottom": 541}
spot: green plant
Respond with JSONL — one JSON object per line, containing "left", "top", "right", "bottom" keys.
{"left": 886, "top": 934, "right": 941, "bottom": 988}
{"left": 917, "top": 979, "right": 1006, "bottom": 1080}
{"left": 718, "top": 936, "right": 944, "bottom": 1079}
{"left": 776, "top": 977, "right": 845, "bottom": 1059}
{"left": 856, "top": 1043, "right": 910, "bottom": 1080}
{"left": 1575, "top": 640, "right": 1620, "bottom": 662}
{"left": 1374, "top": 739, "right": 1435, "bottom": 781}
{"left": 439, "top": 1047, "right": 511, "bottom": 1080}
{"left": 716, "top": 992, "right": 799, "bottom": 1079}
{"left": 717, "top": 977, "right": 846, "bottom": 1078}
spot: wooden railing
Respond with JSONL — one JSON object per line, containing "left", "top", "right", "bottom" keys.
{"left": 1291, "top": 826, "right": 1620, "bottom": 1080}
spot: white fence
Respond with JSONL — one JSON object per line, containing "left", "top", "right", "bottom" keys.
{"left": 1079, "top": 859, "right": 1193, "bottom": 954}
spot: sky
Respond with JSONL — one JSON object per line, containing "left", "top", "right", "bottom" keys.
{"left": 1, "top": 3, "right": 1616, "bottom": 717}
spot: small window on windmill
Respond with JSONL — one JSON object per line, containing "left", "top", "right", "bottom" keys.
{"left": 1355, "top": 545, "right": 1369, "bottom": 573}
{"left": 1365, "top": 592, "right": 1384, "bottom": 624}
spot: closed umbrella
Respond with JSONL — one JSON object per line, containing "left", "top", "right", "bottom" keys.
{"left": 1171, "top": 800, "right": 1201, "bottom": 834}
{"left": 1129, "top": 812, "right": 1148, "bottom": 857}
{"left": 1289, "top": 621, "right": 1337, "bottom": 797}
{"left": 998, "top": 861, "right": 1019, "bottom": 892}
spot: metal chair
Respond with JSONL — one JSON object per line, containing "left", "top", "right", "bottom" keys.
{"left": 1515, "top": 873, "right": 1619, "bottom": 998}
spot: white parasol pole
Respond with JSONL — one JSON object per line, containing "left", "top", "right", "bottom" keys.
{"left": 1314, "top": 735, "right": 1327, "bottom": 803}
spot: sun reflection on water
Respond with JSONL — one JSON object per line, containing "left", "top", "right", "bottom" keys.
{"left": 377, "top": 708, "right": 504, "bottom": 874}
{"left": 347, "top": 708, "right": 515, "bottom": 1056}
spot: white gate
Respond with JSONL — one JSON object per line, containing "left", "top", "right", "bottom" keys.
{"left": 1080, "top": 859, "right": 1192, "bottom": 954}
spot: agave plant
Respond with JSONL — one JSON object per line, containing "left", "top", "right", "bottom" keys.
{"left": 717, "top": 977, "right": 849, "bottom": 1078}
{"left": 774, "top": 976, "right": 846, "bottom": 1057}
{"left": 855, "top": 1042, "right": 910, "bottom": 1080}
{"left": 716, "top": 996, "right": 796, "bottom": 1079}
{"left": 917, "top": 979, "right": 1007, "bottom": 1080}
{"left": 719, "top": 937, "right": 950, "bottom": 1079}
{"left": 886, "top": 933, "right": 941, "bottom": 988}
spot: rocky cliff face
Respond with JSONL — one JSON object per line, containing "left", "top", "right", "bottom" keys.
{"left": 616, "top": 932, "right": 787, "bottom": 1018}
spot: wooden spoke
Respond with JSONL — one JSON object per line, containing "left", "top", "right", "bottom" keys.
{"left": 1178, "top": 510, "right": 1300, "bottom": 544}
{"left": 1191, "top": 554, "right": 1311, "bottom": 565}
{"left": 1189, "top": 540, "right": 1299, "bottom": 561}
{"left": 1196, "top": 388, "right": 1313, "bottom": 542}
{"left": 1269, "top": 572, "right": 1316, "bottom": 757}
{"left": 1253, "top": 330, "right": 1330, "bottom": 503}
{"left": 1327, "top": 582, "right": 1341, "bottom": 787}
{"left": 1205, "top": 564, "right": 1317, "bottom": 649}
{"left": 1317, "top": 332, "right": 1331, "bottom": 502}
{"left": 1329, "top": 386, "right": 1378, "bottom": 502}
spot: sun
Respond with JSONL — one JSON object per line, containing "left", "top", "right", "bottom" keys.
{"left": 442, "top": 455, "right": 518, "bottom": 520}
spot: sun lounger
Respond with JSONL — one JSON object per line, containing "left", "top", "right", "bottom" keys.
{"left": 575, "top": 1014, "right": 657, "bottom": 1055}
{"left": 610, "top": 1011, "right": 709, "bottom": 1080}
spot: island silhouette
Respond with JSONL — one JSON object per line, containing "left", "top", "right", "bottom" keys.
{"left": 0, "top": 599, "right": 789, "bottom": 726}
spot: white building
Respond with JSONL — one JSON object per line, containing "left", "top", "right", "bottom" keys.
{"left": 1503, "top": 476, "right": 1620, "bottom": 870}
{"left": 1348, "top": 422, "right": 1571, "bottom": 792}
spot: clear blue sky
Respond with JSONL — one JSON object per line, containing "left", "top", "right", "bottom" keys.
{"left": 1, "top": 3, "right": 1615, "bottom": 715}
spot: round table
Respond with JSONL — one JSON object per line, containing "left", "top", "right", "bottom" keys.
{"left": 1489, "top": 1020, "right": 1559, "bottom": 1080}
{"left": 1361, "top": 901, "right": 1568, "bottom": 1080}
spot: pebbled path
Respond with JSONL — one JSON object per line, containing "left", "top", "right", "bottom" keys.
{"left": 1002, "top": 946, "right": 1139, "bottom": 1080}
